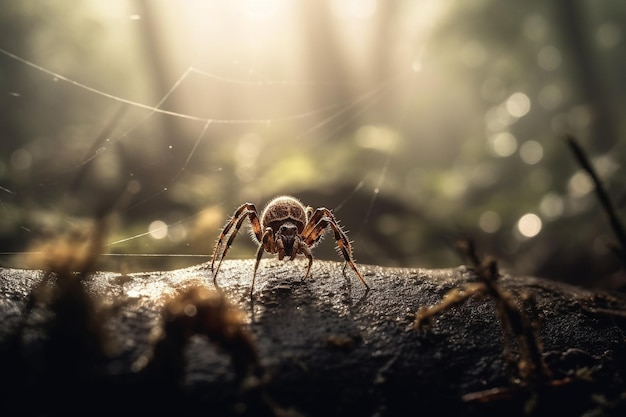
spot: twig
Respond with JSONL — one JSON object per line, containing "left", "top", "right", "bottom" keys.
{"left": 565, "top": 135, "right": 626, "bottom": 263}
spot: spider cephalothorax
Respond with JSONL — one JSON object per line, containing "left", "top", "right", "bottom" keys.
{"left": 210, "top": 195, "right": 369, "bottom": 295}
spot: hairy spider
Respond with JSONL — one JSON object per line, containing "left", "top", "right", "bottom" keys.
{"left": 210, "top": 195, "right": 369, "bottom": 295}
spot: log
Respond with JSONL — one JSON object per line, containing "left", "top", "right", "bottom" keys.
{"left": 1, "top": 259, "right": 626, "bottom": 416}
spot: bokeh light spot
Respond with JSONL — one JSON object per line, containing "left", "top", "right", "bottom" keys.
{"left": 523, "top": 14, "right": 548, "bottom": 41}
{"left": 596, "top": 23, "right": 621, "bottom": 49}
{"left": 594, "top": 154, "right": 619, "bottom": 179}
{"left": 539, "top": 193, "right": 564, "bottom": 219}
{"left": 168, "top": 223, "right": 188, "bottom": 243}
{"left": 127, "top": 179, "right": 142, "bottom": 194}
{"left": 184, "top": 304, "right": 197, "bottom": 317}
{"left": 488, "top": 132, "right": 517, "bottom": 157}
{"left": 538, "top": 84, "right": 563, "bottom": 110}
{"left": 517, "top": 213, "right": 542, "bottom": 238}
{"left": 438, "top": 172, "right": 467, "bottom": 200}
{"left": 485, "top": 106, "right": 513, "bottom": 131}
{"left": 537, "top": 45, "right": 561, "bottom": 71}
{"left": 568, "top": 170, "right": 594, "bottom": 198}
{"left": 479, "top": 211, "right": 501, "bottom": 233}
{"left": 506, "top": 92, "right": 531, "bottom": 118}
{"left": 519, "top": 140, "right": 543, "bottom": 165}
{"left": 149, "top": 220, "right": 168, "bottom": 240}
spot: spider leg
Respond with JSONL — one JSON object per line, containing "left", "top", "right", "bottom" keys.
{"left": 302, "top": 209, "right": 369, "bottom": 289}
{"left": 299, "top": 243, "right": 313, "bottom": 280}
{"left": 252, "top": 228, "right": 274, "bottom": 296}
{"left": 300, "top": 207, "right": 329, "bottom": 238}
{"left": 211, "top": 204, "right": 262, "bottom": 288}
{"left": 213, "top": 214, "right": 248, "bottom": 286}
{"left": 294, "top": 207, "right": 331, "bottom": 280}
{"left": 210, "top": 203, "right": 261, "bottom": 271}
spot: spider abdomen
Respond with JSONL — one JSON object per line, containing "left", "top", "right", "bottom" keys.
{"left": 261, "top": 195, "right": 308, "bottom": 233}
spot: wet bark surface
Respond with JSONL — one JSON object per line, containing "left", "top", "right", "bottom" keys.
{"left": 1, "top": 259, "right": 626, "bottom": 416}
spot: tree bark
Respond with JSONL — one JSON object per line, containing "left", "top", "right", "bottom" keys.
{"left": 1, "top": 260, "right": 625, "bottom": 416}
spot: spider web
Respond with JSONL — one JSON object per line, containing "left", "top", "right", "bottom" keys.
{"left": 3, "top": 1, "right": 620, "bottom": 291}
{"left": 0, "top": 45, "right": 416, "bottom": 271}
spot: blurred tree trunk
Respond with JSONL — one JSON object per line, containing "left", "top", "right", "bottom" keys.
{"left": 555, "top": 0, "right": 619, "bottom": 151}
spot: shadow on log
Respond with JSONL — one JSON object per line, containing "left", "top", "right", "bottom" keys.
{"left": 1, "top": 259, "right": 626, "bottom": 416}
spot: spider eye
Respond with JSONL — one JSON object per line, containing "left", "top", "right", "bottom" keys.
{"left": 279, "top": 223, "right": 297, "bottom": 236}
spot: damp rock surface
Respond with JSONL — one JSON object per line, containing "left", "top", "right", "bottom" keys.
{"left": 1, "top": 259, "right": 626, "bottom": 416}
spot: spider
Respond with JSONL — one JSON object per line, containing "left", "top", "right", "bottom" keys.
{"left": 210, "top": 195, "right": 369, "bottom": 295}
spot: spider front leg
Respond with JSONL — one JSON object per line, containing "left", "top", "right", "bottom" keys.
{"left": 211, "top": 203, "right": 262, "bottom": 288}
{"left": 251, "top": 227, "right": 275, "bottom": 296}
{"left": 303, "top": 208, "right": 369, "bottom": 289}
{"left": 293, "top": 239, "right": 314, "bottom": 281}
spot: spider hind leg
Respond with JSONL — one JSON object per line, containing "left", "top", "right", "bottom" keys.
{"left": 302, "top": 208, "right": 369, "bottom": 290}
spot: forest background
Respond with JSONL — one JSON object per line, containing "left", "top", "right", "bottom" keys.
{"left": 1, "top": 0, "right": 625, "bottom": 290}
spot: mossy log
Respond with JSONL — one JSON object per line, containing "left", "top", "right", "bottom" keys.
{"left": 1, "top": 259, "right": 626, "bottom": 416}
